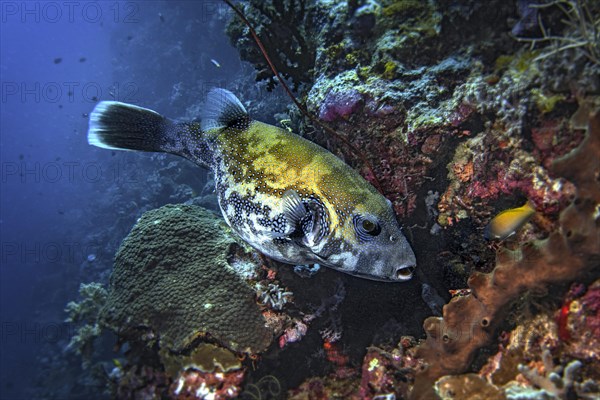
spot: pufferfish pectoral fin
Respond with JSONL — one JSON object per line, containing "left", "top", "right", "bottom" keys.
{"left": 263, "top": 189, "right": 307, "bottom": 239}
{"left": 279, "top": 190, "right": 327, "bottom": 249}
{"left": 282, "top": 190, "right": 308, "bottom": 231}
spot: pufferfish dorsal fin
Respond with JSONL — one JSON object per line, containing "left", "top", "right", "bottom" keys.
{"left": 201, "top": 88, "right": 250, "bottom": 131}
{"left": 279, "top": 190, "right": 326, "bottom": 249}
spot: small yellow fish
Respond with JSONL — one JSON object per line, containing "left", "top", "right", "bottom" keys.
{"left": 484, "top": 201, "right": 536, "bottom": 240}
{"left": 112, "top": 358, "right": 122, "bottom": 369}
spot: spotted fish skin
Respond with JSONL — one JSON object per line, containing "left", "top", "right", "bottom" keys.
{"left": 88, "top": 89, "right": 416, "bottom": 282}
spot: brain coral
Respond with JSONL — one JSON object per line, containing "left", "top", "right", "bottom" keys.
{"left": 100, "top": 204, "right": 272, "bottom": 354}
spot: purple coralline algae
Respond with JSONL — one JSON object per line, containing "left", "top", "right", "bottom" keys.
{"left": 318, "top": 89, "right": 364, "bottom": 122}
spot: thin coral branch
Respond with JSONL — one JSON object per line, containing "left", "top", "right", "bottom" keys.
{"left": 513, "top": 0, "right": 600, "bottom": 65}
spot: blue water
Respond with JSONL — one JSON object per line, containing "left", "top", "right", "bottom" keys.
{"left": 1, "top": 2, "right": 241, "bottom": 398}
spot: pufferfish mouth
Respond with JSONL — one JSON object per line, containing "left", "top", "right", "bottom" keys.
{"left": 395, "top": 265, "right": 415, "bottom": 281}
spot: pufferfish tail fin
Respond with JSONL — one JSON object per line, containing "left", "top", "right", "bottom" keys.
{"left": 88, "top": 101, "right": 194, "bottom": 159}
{"left": 88, "top": 101, "right": 172, "bottom": 152}
{"left": 201, "top": 88, "right": 251, "bottom": 131}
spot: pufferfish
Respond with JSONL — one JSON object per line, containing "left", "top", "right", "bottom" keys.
{"left": 88, "top": 88, "right": 416, "bottom": 282}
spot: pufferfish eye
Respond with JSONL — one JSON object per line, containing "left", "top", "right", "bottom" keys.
{"left": 354, "top": 215, "right": 381, "bottom": 241}
{"left": 362, "top": 219, "right": 377, "bottom": 233}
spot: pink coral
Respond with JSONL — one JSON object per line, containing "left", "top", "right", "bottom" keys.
{"left": 171, "top": 368, "right": 245, "bottom": 400}
{"left": 449, "top": 103, "right": 475, "bottom": 127}
{"left": 466, "top": 165, "right": 574, "bottom": 214}
{"left": 278, "top": 321, "right": 308, "bottom": 348}
{"left": 357, "top": 341, "right": 421, "bottom": 399}
{"left": 562, "top": 280, "right": 600, "bottom": 362}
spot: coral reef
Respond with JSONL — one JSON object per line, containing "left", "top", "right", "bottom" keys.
{"left": 412, "top": 110, "right": 600, "bottom": 396}
{"left": 287, "top": 280, "right": 600, "bottom": 400}
{"left": 95, "top": 204, "right": 358, "bottom": 399}
{"left": 560, "top": 281, "right": 600, "bottom": 361}
{"left": 294, "top": 0, "right": 518, "bottom": 217}
{"left": 63, "top": 201, "right": 358, "bottom": 398}
{"left": 281, "top": 104, "right": 599, "bottom": 398}
{"left": 100, "top": 204, "right": 273, "bottom": 355}
{"left": 287, "top": 336, "right": 422, "bottom": 399}
{"left": 51, "top": 1, "right": 600, "bottom": 399}
{"left": 434, "top": 279, "right": 600, "bottom": 399}
{"left": 513, "top": 356, "right": 590, "bottom": 399}
{"left": 229, "top": 0, "right": 598, "bottom": 222}
{"left": 434, "top": 374, "right": 505, "bottom": 399}
{"left": 434, "top": 47, "right": 589, "bottom": 229}
{"left": 170, "top": 367, "right": 246, "bottom": 400}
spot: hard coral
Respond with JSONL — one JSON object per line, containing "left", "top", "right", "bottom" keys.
{"left": 160, "top": 343, "right": 242, "bottom": 377}
{"left": 431, "top": 294, "right": 600, "bottom": 400}
{"left": 412, "top": 110, "right": 600, "bottom": 395}
{"left": 100, "top": 205, "right": 273, "bottom": 355}
{"left": 515, "top": 355, "right": 586, "bottom": 400}
{"left": 434, "top": 374, "right": 504, "bottom": 400}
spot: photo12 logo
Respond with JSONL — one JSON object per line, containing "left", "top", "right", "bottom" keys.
{"left": 1, "top": 241, "right": 100, "bottom": 265}
{"left": 1, "top": 321, "right": 76, "bottom": 345}
{"left": 1, "top": 1, "right": 140, "bottom": 24}
{"left": 199, "top": 1, "right": 245, "bottom": 23}
{"left": 1, "top": 160, "right": 140, "bottom": 184}
{"left": 1, "top": 81, "right": 139, "bottom": 104}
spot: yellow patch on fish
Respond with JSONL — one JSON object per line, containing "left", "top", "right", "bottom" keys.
{"left": 216, "top": 120, "right": 377, "bottom": 241}
{"left": 484, "top": 201, "right": 536, "bottom": 240}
